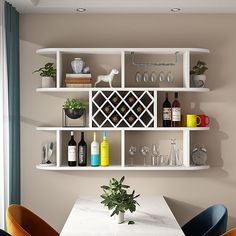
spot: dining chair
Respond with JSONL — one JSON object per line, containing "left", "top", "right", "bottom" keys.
{"left": 222, "top": 228, "right": 236, "bottom": 236}
{"left": 0, "top": 229, "right": 11, "bottom": 236}
{"left": 6, "top": 204, "right": 59, "bottom": 236}
{"left": 182, "top": 204, "right": 228, "bottom": 236}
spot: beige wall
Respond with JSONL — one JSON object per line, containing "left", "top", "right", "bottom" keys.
{"left": 20, "top": 13, "right": 236, "bottom": 231}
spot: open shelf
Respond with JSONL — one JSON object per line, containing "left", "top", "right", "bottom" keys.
{"left": 36, "top": 165, "right": 209, "bottom": 171}
{"left": 36, "top": 126, "right": 210, "bottom": 131}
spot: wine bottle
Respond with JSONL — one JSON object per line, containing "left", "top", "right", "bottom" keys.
{"left": 126, "top": 95, "right": 136, "bottom": 106}
{"left": 127, "top": 114, "right": 136, "bottom": 125}
{"left": 171, "top": 92, "right": 181, "bottom": 127}
{"left": 111, "top": 95, "right": 120, "bottom": 106}
{"left": 91, "top": 132, "right": 99, "bottom": 166}
{"left": 111, "top": 114, "right": 120, "bottom": 124}
{"left": 78, "top": 132, "right": 87, "bottom": 166}
{"left": 103, "top": 104, "right": 112, "bottom": 114}
{"left": 163, "top": 92, "right": 171, "bottom": 127}
{"left": 119, "top": 104, "right": 127, "bottom": 115}
{"left": 68, "top": 131, "right": 77, "bottom": 166}
{"left": 135, "top": 105, "right": 143, "bottom": 115}
{"left": 100, "top": 131, "right": 109, "bottom": 166}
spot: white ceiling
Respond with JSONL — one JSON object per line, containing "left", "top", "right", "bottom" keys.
{"left": 7, "top": 0, "right": 236, "bottom": 14}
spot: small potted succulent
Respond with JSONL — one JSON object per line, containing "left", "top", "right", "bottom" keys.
{"left": 63, "top": 98, "right": 87, "bottom": 119}
{"left": 33, "top": 62, "right": 56, "bottom": 88}
{"left": 101, "top": 176, "right": 140, "bottom": 224}
{"left": 190, "top": 60, "right": 208, "bottom": 88}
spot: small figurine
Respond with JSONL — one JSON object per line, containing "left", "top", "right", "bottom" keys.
{"left": 94, "top": 69, "right": 119, "bottom": 88}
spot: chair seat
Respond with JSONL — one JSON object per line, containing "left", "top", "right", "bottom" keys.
{"left": 6, "top": 204, "right": 59, "bottom": 236}
{"left": 222, "top": 228, "right": 236, "bottom": 236}
{"left": 182, "top": 204, "right": 228, "bottom": 236}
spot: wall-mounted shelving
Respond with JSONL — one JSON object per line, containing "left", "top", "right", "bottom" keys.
{"left": 35, "top": 47, "right": 210, "bottom": 171}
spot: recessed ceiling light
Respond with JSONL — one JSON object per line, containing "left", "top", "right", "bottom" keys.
{"left": 76, "top": 8, "right": 86, "bottom": 12}
{"left": 171, "top": 8, "right": 181, "bottom": 12}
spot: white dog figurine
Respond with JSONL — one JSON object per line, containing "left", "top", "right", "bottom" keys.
{"left": 95, "top": 69, "right": 119, "bottom": 88}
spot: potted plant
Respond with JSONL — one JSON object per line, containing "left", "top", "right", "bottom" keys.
{"left": 33, "top": 62, "right": 56, "bottom": 88}
{"left": 190, "top": 60, "right": 208, "bottom": 88}
{"left": 101, "top": 176, "right": 140, "bottom": 224}
{"left": 63, "top": 98, "right": 87, "bottom": 119}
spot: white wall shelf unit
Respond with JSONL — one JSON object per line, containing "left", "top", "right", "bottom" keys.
{"left": 36, "top": 48, "right": 210, "bottom": 171}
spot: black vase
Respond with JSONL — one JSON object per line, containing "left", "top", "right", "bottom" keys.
{"left": 64, "top": 108, "right": 84, "bottom": 119}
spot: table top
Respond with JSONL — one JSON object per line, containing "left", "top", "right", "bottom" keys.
{"left": 60, "top": 195, "right": 184, "bottom": 236}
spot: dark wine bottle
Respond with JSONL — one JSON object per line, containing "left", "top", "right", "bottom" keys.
{"left": 78, "top": 132, "right": 87, "bottom": 166}
{"left": 163, "top": 92, "right": 171, "bottom": 127}
{"left": 68, "top": 131, "right": 77, "bottom": 166}
{"left": 119, "top": 104, "right": 128, "bottom": 115}
{"left": 127, "top": 114, "right": 136, "bottom": 124}
{"left": 135, "top": 105, "right": 143, "bottom": 115}
{"left": 126, "top": 95, "right": 136, "bottom": 106}
{"left": 103, "top": 104, "right": 112, "bottom": 114}
{"left": 111, "top": 95, "right": 120, "bottom": 106}
{"left": 111, "top": 114, "right": 120, "bottom": 124}
{"left": 171, "top": 92, "right": 181, "bottom": 127}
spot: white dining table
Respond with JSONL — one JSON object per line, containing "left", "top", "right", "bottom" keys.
{"left": 60, "top": 195, "right": 185, "bottom": 236}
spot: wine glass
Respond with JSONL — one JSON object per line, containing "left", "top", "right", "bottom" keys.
{"left": 158, "top": 71, "right": 165, "bottom": 82}
{"left": 143, "top": 72, "right": 149, "bottom": 83}
{"left": 151, "top": 144, "right": 160, "bottom": 166}
{"left": 128, "top": 146, "right": 137, "bottom": 166}
{"left": 141, "top": 146, "right": 150, "bottom": 166}
{"left": 150, "top": 72, "right": 157, "bottom": 83}
{"left": 135, "top": 72, "right": 142, "bottom": 83}
{"left": 166, "top": 71, "right": 174, "bottom": 83}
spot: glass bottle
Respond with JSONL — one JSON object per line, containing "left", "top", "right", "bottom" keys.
{"left": 169, "top": 139, "right": 177, "bottom": 166}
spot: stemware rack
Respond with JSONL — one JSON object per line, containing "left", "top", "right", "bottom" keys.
{"left": 35, "top": 48, "right": 210, "bottom": 171}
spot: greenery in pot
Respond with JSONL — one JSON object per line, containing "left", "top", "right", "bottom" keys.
{"left": 101, "top": 176, "right": 140, "bottom": 220}
{"left": 33, "top": 62, "right": 56, "bottom": 78}
{"left": 63, "top": 98, "right": 87, "bottom": 110}
{"left": 190, "top": 60, "right": 208, "bottom": 75}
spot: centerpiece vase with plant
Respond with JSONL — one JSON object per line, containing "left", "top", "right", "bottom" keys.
{"left": 63, "top": 98, "right": 87, "bottom": 119}
{"left": 101, "top": 176, "right": 140, "bottom": 224}
{"left": 190, "top": 60, "right": 208, "bottom": 88}
{"left": 33, "top": 62, "right": 56, "bottom": 88}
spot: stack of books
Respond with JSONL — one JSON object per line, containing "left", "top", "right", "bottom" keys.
{"left": 65, "top": 74, "right": 92, "bottom": 88}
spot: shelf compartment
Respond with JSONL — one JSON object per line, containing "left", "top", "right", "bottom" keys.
{"left": 60, "top": 130, "right": 121, "bottom": 167}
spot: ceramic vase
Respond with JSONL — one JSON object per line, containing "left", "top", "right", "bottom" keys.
{"left": 71, "top": 58, "right": 85, "bottom": 74}
{"left": 192, "top": 74, "right": 206, "bottom": 88}
{"left": 116, "top": 212, "right": 124, "bottom": 224}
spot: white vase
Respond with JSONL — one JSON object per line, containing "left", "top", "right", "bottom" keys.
{"left": 71, "top": 58, "right": 85, "bottom": 74}
{"left": 41, "top": 76, "right": 55, "bottom": 88}
{"left": 116, "top": 212, "right": 124, "bottom": 224}
{"left": 192, "top": 74, "right": 206, "bottom": 88}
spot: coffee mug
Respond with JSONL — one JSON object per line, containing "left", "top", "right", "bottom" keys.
{"left": 186, "top": 114, "right": 200, "bottom": 127}
{"left": 197, "top": 114, "right": 210, "bottom": 127}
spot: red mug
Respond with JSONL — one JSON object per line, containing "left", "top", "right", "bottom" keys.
{"left": 197, "top": 114, "right": 210, "bottom": 127}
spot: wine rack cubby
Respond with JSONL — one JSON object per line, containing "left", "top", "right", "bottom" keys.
{"left": 92, "top": 90, "right": 155, "bottom": 128}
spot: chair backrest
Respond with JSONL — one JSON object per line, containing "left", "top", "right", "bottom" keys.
{"left": 6, "top": 204, "right": 59, "bottom": 236}
{"left": 182, "top": 204, "right": 228, "bottom": 236}
{"left": 222, "top": 228, "right": 236, "bottom": 236}
{"left": 0, "top": 229, "right": 11, "bottom": 236}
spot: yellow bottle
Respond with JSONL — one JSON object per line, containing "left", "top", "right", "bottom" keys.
{"left": 100, "top": 131, "right": 109, "bottom": 166}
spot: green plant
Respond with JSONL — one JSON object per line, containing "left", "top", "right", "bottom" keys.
{"left": 101, "top": 176, "right": 140, "bottom": 218}
{"left": 190, "top": 60, "right": 208, "bottom": 75}
{"left": 63, "top": 98, "right": 87, "bottom": 109}
{"left": 33, "top": 62, "right": 56, "bottom": 78}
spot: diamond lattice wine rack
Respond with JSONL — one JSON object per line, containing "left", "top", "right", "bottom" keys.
{"left": 92, "top": 90, "right": 155, "bottom": 128}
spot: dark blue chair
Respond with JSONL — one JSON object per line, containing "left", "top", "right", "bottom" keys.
{"left": 182, "top": 204, "right": 228, "bottom": 236}
{"left": 0, "top": 229, "right": 11, "bottom": 236}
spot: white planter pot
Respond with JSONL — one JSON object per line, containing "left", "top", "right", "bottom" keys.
{"left": 115, "top": 212, "right": 124, "bottom": 224}
{"left": 192, "top": 74, "right": 206, "bottom": 88}
{"left": 41, "top": 76, "right": 55, "bottom": 88}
